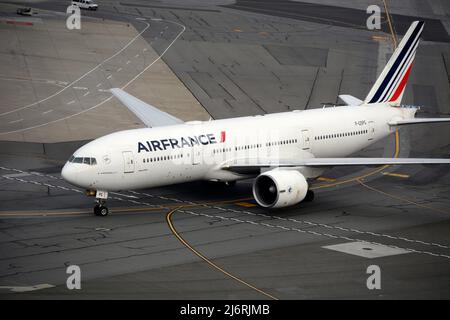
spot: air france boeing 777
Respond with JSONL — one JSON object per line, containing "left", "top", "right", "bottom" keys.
{"left": 62, "top": 21, "right": 450, "bottom": 216}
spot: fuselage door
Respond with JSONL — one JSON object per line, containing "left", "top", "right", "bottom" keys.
{"left": 192, "top": 144, "right": 201, "bottom": 165}
{"left": 301, "top": 129, "right": 311, "bottom": 150}
{"left": 122, "top": 151, "right": 135, "bottom": 173}
{"left": 368, "top": 121, "right": 375, "bottom": 141}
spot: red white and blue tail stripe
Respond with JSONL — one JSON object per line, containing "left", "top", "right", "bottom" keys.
{"left": 364, "top": 21, "right": 424, "bottom": 105}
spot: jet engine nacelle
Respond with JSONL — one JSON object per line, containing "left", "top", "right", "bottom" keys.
{"left": 252, "top": 170, "right": 308, "bottom": 208}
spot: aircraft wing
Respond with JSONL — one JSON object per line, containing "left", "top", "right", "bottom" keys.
{"left": 110, "top": 88, "right": 183, "bottom": 127}
{"left": 222, "top": 158, "right": 450, "bottom": 173}
{"left": 388, "top": 118, "right": 450, "bottom": 126}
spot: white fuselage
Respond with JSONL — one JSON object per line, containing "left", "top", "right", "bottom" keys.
{"left": 61, "top": 104, "right": 415, "bottom": 191}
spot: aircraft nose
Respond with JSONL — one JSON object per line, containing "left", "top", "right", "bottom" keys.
{"left": 61, "top": 163, "right": 79, "bottom": 186}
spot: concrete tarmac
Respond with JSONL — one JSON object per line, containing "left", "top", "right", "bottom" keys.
{"left": 0, "top": 0, "right": 449, "bottom": 299}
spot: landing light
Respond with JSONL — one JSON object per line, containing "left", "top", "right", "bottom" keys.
{"left": 85, "top": 190, "right": 96, "bottom": 197}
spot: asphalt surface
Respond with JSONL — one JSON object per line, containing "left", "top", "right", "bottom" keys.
{"left": 0, "top": 0, "right": 450, "bottom": 299}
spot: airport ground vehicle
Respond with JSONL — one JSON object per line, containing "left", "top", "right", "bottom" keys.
{"left": 72, "top": 0, "right": 98, "bottom": 10}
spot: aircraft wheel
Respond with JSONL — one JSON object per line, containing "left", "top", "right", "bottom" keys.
{"left": 94, "top": 204, "right": 109, "bottom": 216}
{"left": 98, "top": 206, "right": 109, "bottom": 216}
{"left": 304, "top": 190, "right": 315, "bottom": 202}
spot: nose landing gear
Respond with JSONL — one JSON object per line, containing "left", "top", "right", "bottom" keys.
{"left": 89, "top": 190, "right": 109, "bottom": 216}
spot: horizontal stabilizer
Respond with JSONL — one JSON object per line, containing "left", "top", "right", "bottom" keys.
{"left": 338, "top": 95, "right": 363, "bottom": 106}
{"left": 388, "top": 118, "right": 450, "bottom": 126}
{"left": 110, "top": 88, "right": 183, "bottom": 128}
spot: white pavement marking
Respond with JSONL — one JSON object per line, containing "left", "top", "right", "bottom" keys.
{"left": 8, "top": 119, "right": 23, "bottom": 124}
{"left": 216, "top": 206, "right": 450, "bottom": 251}
{"left": 117, "top": 67, "right": 122, "bottom": 72}
{"left": 2, "top": 164, "right": 449, "bottom": 259}
{"left": 179, "top": 209, "right": 450, "bottom": 260}
{"left": 0, "top": 284, "right": 55, "bottom": 293}
{"left": 83, "top": 91, "right": 90, "bottom": 97}
{"left": 0, "top": 21, "right": 151, "bottom": 117}
{"left": 0, "top": 20, "right": 185, "bottom": 135}
{"left": 95, "top": 227, "right": 111, "bottom": 231}
{"left": 126, "top": 60, "right": 131, "bottom": 64}
{"left": 2, "top": 173, "right": 31, "bottom": 178}
{"left": 0, "top": 172, "right": 162, "bottom": 209}
{"left": 96, "top": 83, "right": 102, "bottom": 88}
{"left": 106, "top": 75, "right": 112, "bottom": 80}
{"left": 42, "top": 109, "right": 53, "bottom": 115}
{"left": 66, "top": 100, "right": 75, "bottom": 105}
{"left": 1, "top": 166, "right": 62, "bottom": 180}
{"left": 110, "top": 192, "right": 138, "bottom": 199}
{"left": 323, "top": 241, "right": 411, "bottom": 258}
{"left": 73, "top": 86, "right": 88, "bottom": 90}
{"left": 135, "top": 54, "right": 139, "bottom": 58}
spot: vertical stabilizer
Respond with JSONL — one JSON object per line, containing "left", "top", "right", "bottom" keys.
{"left": 365, "top": 21, "right": 424, "bottom": 106}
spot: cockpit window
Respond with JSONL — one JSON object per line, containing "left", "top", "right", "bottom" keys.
{"left": 69, "top": 156, "right": 97, "bottom": 165}
{"left": 72, "top": 157, "right": 83, "bottom": 163}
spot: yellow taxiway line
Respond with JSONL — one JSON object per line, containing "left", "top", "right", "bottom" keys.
{"left": 311, "top": 130, "right": 400, "bottom": 190}
{"left": 0, "top": 197, "right": 254, "bottom": 218}
{"left": 382, "top": 172, "right": 410, "bottom": 179}
{"left": 357, "top": 179, "right": 449, "bottom": 215}
{"left": 382, "top": 0, "right": 398, "bottom": 48}
{"left": 166, "top": 207, "right": 278, "bottom": 300}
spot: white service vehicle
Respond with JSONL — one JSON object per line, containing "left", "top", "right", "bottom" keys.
{"left": 72, "top": 0, "right": 98, "bottom": 10}
{"left": 62, "top": 21, "right": 450, "bottom": 216}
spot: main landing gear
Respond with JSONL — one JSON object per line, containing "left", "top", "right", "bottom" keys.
{"left": 304, "top": 190, "right": 315, "bottom": 202}
{"left": 224, "top": 180, "right": 236, "bottom": 187}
